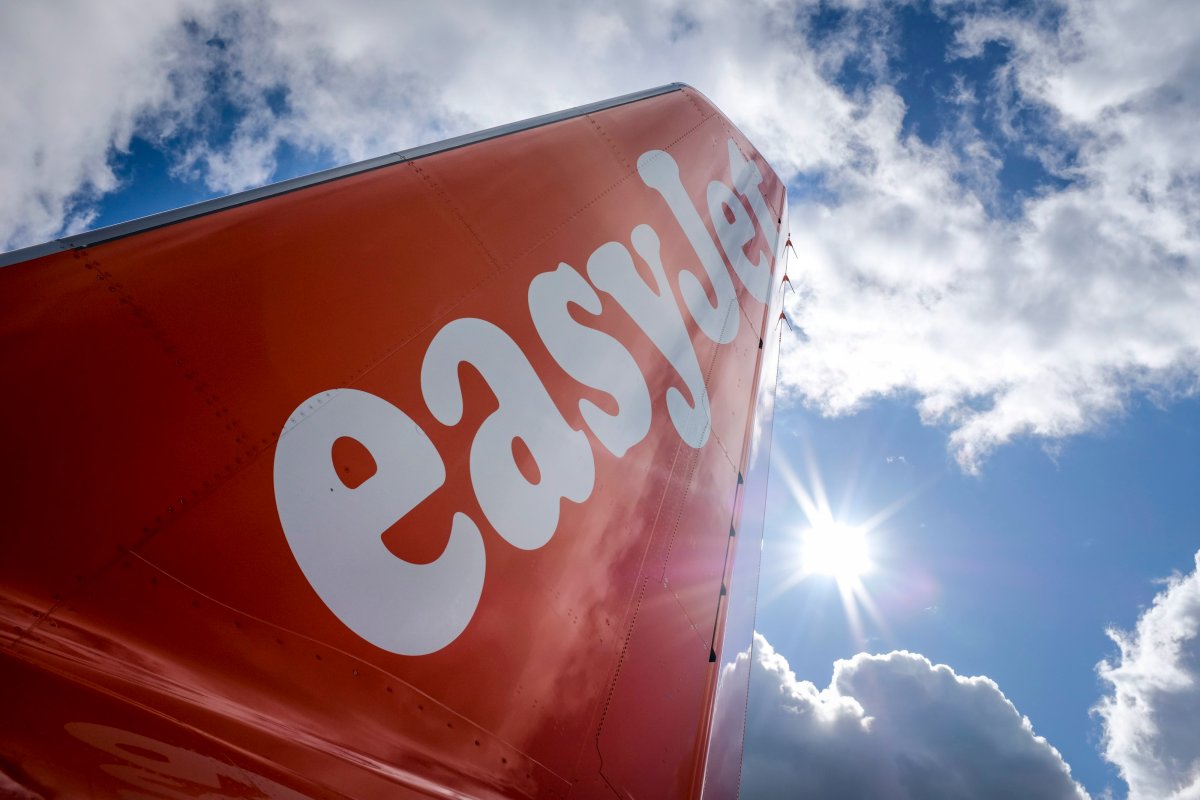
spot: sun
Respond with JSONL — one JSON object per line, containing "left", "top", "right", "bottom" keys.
{"left": 801, "top": 521, "right": 872, "bottom": 584}
{"left": 766, "top": 446, "right": 912, "bottom": 644}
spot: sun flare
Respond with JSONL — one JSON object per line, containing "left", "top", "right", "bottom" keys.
{"left": 801, "top": 522, "right": 872, "bottom": 583}
{"left": 768, "top": 447, "right": 913, "bottom": 646}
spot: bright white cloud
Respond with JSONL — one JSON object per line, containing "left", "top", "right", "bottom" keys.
{"left": 0, "top": 0, "right": 200, "bottom": 247}
{"left": 739, "top": 633, "right": 1089, "bottom": 799}
{"left": 782, "top": 0, "right": 1200, "bottom": 471}
{"left": 1096, "top": 551, "right": 1200, "bottom": 800}
{"left": 1, "top": 0, "right": 1198, "bottom": 471}
{"left": 0, "top": 0, "right": 855, "bottom": 233}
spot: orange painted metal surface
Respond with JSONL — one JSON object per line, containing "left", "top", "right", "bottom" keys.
{"left": 0, "top": 86, "right": 787, "bottom": 798}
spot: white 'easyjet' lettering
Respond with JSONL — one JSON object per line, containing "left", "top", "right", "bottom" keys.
{"left": 421, "top": 318, "right": 596, "bottom": 550}
{"left": 274, "top": 139, "right": 782, "bottom": 655}
{"left": 637, "top": 149, "right": 740, "bottom": 345}
{"left": 587, "top": 228, "right": 712, "bottom": 449}
{"left": 528, "top": 262, "right": 653, "bottom": 458}
{"left": 273, "top": 389, "right": 485, "bottom": 656}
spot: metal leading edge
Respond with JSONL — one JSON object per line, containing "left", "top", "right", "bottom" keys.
{"left": 0, "top": 82, "right": 688, "bottom": 269}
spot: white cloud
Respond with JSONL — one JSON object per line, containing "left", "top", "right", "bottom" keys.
{"left": 776, "top": 0, "right": 1200, "bottom": 470}
{"left": 1096, "top": 551, "right": 1200, "bottom": 800}
{"left": 0, "top": 0, "right": 856, "bottom": 239}
{"left": 739, "top": 633, "right": 1089, "bottom": 799}
{"left": 1, "top": 1, "right": 1198, "bottom": 471}
{"left": 0, "top": 0, "right": 200, "bottom": 247}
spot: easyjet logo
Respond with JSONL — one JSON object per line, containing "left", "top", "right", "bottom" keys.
{"left": 273, "top": 140, "right": 784, "bottom": 655}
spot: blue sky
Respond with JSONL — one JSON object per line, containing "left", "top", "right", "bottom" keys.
{"left": 757, "top": 394, "right": 1200, "bottom": 796}
{"left": 750, "top": 5, "right": 1200, "bottom": 796}
{"left": 3, "top": 1, "right": 1200, "bottom": 798}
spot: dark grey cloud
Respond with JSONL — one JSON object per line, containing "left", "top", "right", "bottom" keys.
{"left": 741, "top": 634, "right": 1089, "bottom": 799}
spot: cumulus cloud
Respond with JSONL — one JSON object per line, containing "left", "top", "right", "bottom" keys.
{"left": 740, "top": 633, "right": 1089, "bottom": 799}
{"left": 0, "top": 0, "right": 197, "bottom": 247}
{"left": 1, "top": 0, "right": 1198, "bottom": 470}
{"left": 1095, "top": 551, "right": 1200, "bottom": 800}
{"left": 0, "top": 0, "right": 851, "bottom": 243}
{"left": 781, "top": 0, "right": 1200, "bottom": 470}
